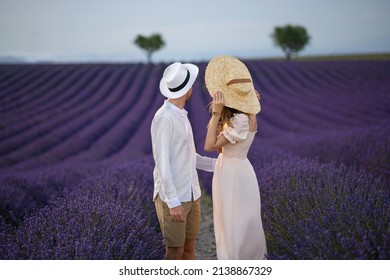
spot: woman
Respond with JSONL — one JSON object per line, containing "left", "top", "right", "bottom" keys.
{"left": 204, "top": 55, "right": 267, "bottom": 260}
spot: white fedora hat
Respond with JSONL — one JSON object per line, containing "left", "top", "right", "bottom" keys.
{"left": 160, "top": 62, "right": 199, "bottom": 99}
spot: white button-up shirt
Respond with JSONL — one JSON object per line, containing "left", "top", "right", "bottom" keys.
{"left": 151, "top": 100, "right": 216, "bottom": 208}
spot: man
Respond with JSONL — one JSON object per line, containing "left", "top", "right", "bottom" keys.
{"left": 151, "top": 62, "right": 216, "bottom": 260}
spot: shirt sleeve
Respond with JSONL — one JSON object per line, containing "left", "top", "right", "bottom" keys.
{"left": 151, "top": 115, "right": 181, "bottom": 208}
{"left": 222, "top": 113, "right": 249, "bottom": 144}
{"left": 196, "top": 153, "right": 217, "bottom": 172}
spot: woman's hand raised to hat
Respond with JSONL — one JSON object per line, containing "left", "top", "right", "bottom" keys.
{"left": 212, "top": 91, "right": 224, "bottom": 114}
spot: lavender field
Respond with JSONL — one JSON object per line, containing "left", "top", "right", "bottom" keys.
{"left": 0, "top": 59, "right": 389, "bottom": 259}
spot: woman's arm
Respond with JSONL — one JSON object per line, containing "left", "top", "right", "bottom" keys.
{"left": 204, "top": 91, "right": 230, "bottom": 152}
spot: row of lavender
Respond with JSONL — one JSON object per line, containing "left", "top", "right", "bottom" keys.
{"left": 1, "top": 60, "right": 390, "bottom": 259}
{"left": 1, "top": 139, "right": 388, "bottom": 259}
{"left": 1, "top": 61, "right": 389, "bottom": 170}
{"left": 0, "top": 63, "right": 168, "bottom": 259}
{"left": 0, "top": 64, "right": 164, "bottom": 170}
{"left": 1, "top": 157, "right": 165, "bottom": 259}
{"left": 248, "top": 140, "right": 389, "bottom": 259}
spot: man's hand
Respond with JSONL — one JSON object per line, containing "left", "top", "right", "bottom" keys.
{"left": 170, "top": 205, "right": 185, "bottom": 222}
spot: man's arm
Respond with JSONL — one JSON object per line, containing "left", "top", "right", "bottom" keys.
{"left": 152, "top": 116, "right": 184, "bottom": 221}
{"left": 196, "top": 153, "right": 217, "bottom": 172}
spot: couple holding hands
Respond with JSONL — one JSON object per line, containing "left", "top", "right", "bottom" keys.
{"left": 151, "top": 55, "right": 267, "bottom": 260}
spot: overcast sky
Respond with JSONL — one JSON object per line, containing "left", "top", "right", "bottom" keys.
{"left": 0, "top": 0, "right": 389, "bottom": 63}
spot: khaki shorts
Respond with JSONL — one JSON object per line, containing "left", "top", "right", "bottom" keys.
{"left": 154, "top": 196, "right": 201, "bottom": 247}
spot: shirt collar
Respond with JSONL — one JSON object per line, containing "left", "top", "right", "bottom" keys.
{"left": 164, "top": 100, "right": 188, "bottom": 116}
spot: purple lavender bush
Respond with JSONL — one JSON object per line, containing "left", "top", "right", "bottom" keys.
{"left": 0, "top": 162, "right": 105, "bottom": 225}
{"left": 0, "top": 174, "right": 61, "bottom": 226}
{"left": 0, "top": 216, "right": 16, "bottom": 258}
{"left": 254, "top": 155, "right": 389, "bottom": 259}
{"left": 1, "top": 60, "right": 389, "bottom": 260}
{"left": 1, "top": 158, "right": 164, "bottom": 259}
{"left": 12, "top": 193, "right": 162, "bottom": 259}
{"left": 272, "top": 121, "right": 390, "bottom": 181}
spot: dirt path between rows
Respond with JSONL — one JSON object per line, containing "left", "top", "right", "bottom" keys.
{"left": 195, "top": 191, "right": 217, "bottom": 260}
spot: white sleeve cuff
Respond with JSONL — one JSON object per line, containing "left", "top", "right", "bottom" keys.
{"left": 166, "top": 197, "right": 181, "bottom": 209}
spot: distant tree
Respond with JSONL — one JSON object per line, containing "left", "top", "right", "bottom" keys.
{"left": 271, "top": 25, "right": 310, "bottom": 60}
{"left": 134, "top": 34, "right": 165, "bottom": 63}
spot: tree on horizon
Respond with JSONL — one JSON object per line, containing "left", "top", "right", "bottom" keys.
{"left": 134, "top": 34, "right": 165, "bottom": 63}
{"left": 271, "top": 25, "right": 310, "bottom": 60}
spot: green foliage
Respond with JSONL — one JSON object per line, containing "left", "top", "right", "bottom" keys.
{"left": 271, "top": 25, "right": 310, "bottom": 60}
{"left": 134, "top": 34, "right": 165, "bottom": 63}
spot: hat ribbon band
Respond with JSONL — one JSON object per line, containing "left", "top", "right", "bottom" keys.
{"left": 226, "top": 78, "right": 252, "bottom": 86}
{"left": 168, "top": 70, "right": 190, "bottom": 92}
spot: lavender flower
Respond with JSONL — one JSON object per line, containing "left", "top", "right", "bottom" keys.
{"left": 1, "top": 60, "right": 389, "bottom": 259}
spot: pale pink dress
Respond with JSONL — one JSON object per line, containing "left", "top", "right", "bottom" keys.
{"left": 212, "top": 113, "right": 267, "bottom": 259}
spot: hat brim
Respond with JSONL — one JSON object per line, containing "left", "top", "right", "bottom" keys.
{"left": 223, "top": 88, "right": 261, "bottom": 114}
{"left": 205, "top": 56, "right": 260, "bottom": 114}
{"left": 160, "top": 63, "right": 199, "bottom": 99}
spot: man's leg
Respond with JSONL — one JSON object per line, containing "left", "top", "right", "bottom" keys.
{"left": 166, "top": 239, "right": 195, "bottom": 260}
{"left": 182, "top": 198, "right": 201, "bottom": 259}
{"left": 155, "top": 197, "right": 200, "bottom": 260}
{"left": 165, "top": 246, "right": 184, "bottom": 260}
{"left": 155, "top": 197, "right": 187, "bottom": 259}
{"left": 182, "top": 239, "right": 195, "bottom": 260}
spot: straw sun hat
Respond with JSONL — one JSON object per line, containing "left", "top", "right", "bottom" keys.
{"left": 205, "top": 55, "right": 261, "bottom": 114}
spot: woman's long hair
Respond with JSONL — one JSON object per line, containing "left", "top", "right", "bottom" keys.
{"left": 208, "top": 102, "right": 245, "bottom": 132}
